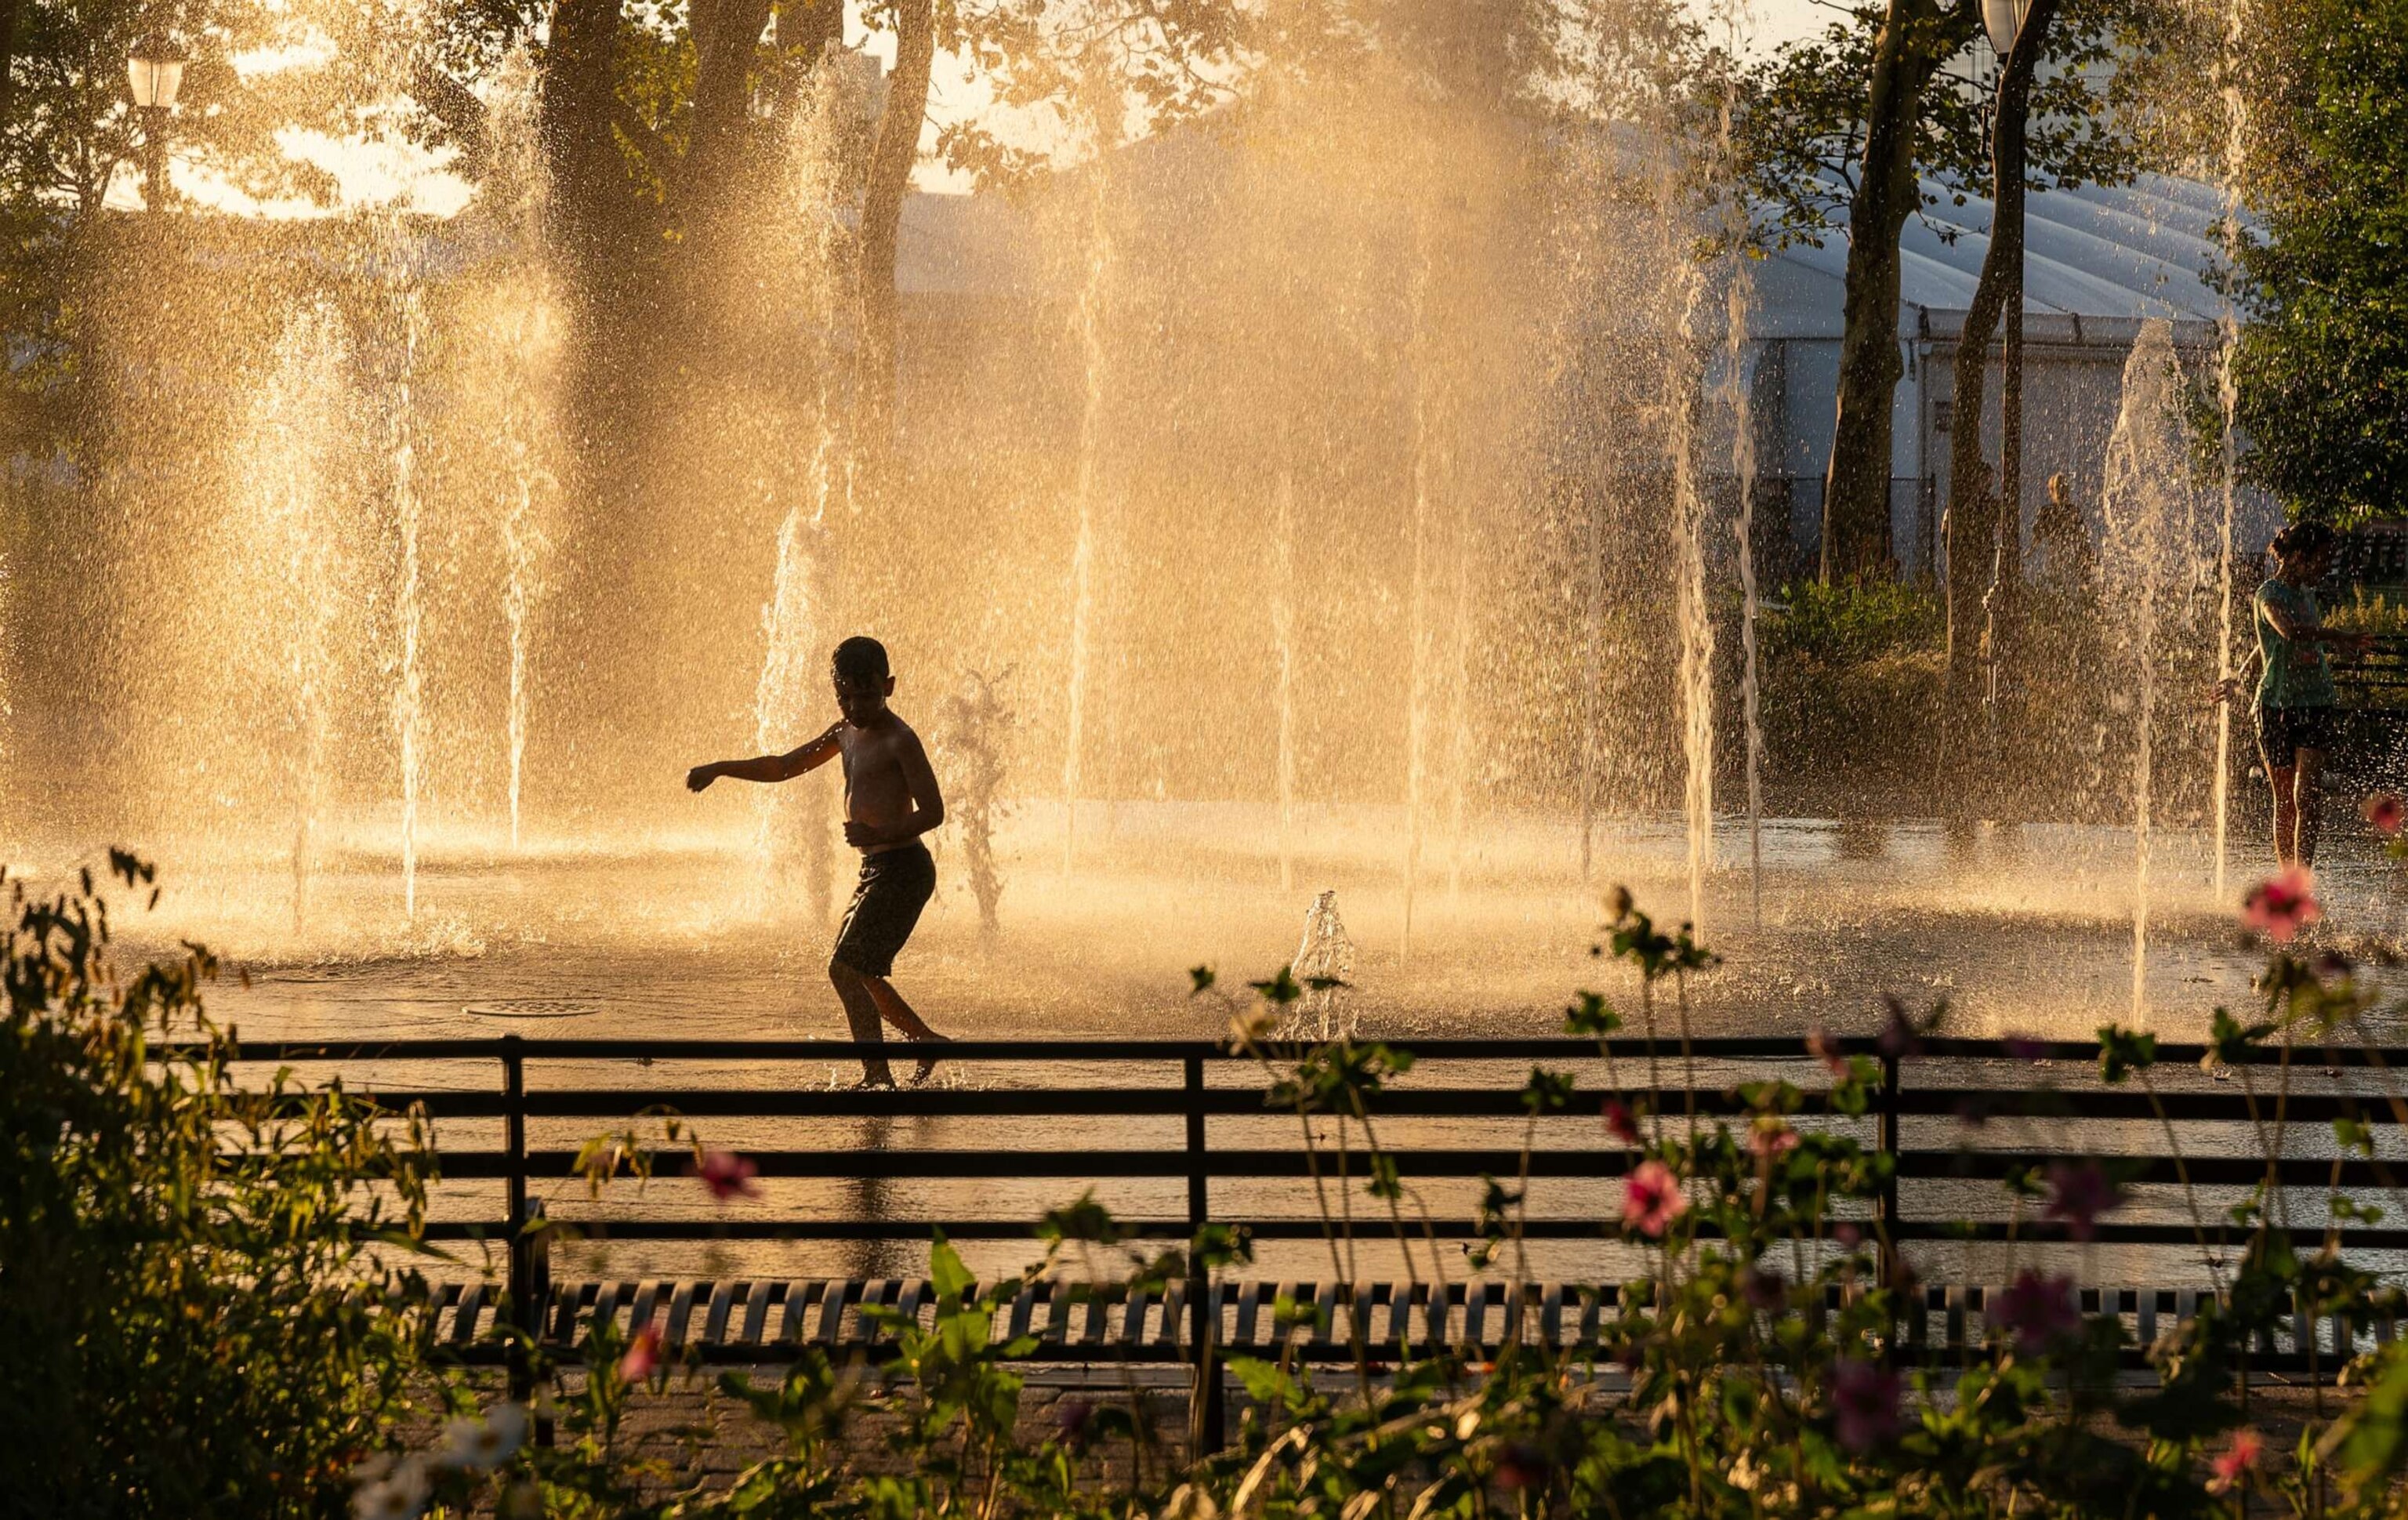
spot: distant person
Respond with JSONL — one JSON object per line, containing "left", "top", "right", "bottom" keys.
{"left": 2033, "top": 473, "right": 2093, "bottom": 587}
{"left": 2218, "top": 521, "right": 2369, "bottom": 869}
{"left": 687, "top": 636, "right": 948, "bottom": 1086}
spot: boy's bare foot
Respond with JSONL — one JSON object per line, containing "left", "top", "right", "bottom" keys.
{"left": 847, "top": 1072, "right": 897, "bottom": 1091}
{"left": 909, "top": 1032, "right": 952, "bottom": 1086}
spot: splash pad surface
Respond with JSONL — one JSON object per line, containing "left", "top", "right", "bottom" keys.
{"left": 48, "top": 800, "right": 2356, "bottom": 1049}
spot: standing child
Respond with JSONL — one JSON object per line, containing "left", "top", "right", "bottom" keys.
{"left": 2221, "top": 522, "right": 2370, "bottom": 869}
{"left": 688, "top": 636, "right": 949, "bottom": 1086}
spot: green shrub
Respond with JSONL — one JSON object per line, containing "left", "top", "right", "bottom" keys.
{"left": 0, "top": 853, "right": 441, "bottom": 1519}
{"left": 1759, "top": 579, "right": 1945, "bottom": 666}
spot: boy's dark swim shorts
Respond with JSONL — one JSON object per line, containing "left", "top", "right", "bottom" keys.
{"left": 2257, "top": 703, "right": 2337, "bottom": 763}
{"left": 832, "top": 843, "right": 936, "bottom": 978}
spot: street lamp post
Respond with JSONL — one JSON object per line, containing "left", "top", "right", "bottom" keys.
{"left": 125, "top": 42, "right": 185, "bottom": 210}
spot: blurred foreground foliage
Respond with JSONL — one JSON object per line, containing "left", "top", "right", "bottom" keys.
{"left": 32, "top": 858, "right": 2408, "bottom": 1517}
{"left": 0, "top": 852, "right": 440, "bottom": 1518}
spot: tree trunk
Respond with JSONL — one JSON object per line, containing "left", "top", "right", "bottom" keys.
{"left": 0, "top": 0, "right": 21, "bottom": 136}
{"left": 684, "top": 0, "right": 775, "bottom": 242}
{"left": 539, "top": 0, "right": 626, "bottom": 285}
{"left": 1941, "top": 0, "right": 2056, "bottom": 787}
{"left": 854, "top": 0, "right": 935, "bottom": 486}
{"left": 1819, "top": 0, "right": 1958, "bottom": 584}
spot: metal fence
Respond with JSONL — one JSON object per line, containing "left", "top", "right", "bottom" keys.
{"left": 197, "top": 1030, "right": 2408, "bottom": 1427}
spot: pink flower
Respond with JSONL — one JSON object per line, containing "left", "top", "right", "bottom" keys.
{"left": 1993, "top": 1269, "right": 2078, "bottom": 1354}
{"left": 2366, "top": 794, "right": 2406, "bottom": 837}
{"left": 1748, "top": 1116, "right": 1800, "bottom": 1161}
{"left": 1621, "top": 1159, "right": 1688, "bottom": 1238}
{"left": 1808, "top": 1026, "right": 1848, "bottom": 1078}
{"left": 693, "top": 1149, "right": 761, "bottom": 1203}
{"left": 2242, "top": 866, "right": 2320, "bottom": 943}
{"left": 617, "top": 1322, "right": 663, "bottom": 1382}
{"left": 1603, "top": 1099, "right": 1643, "bottom": 1147}
{"left": 2044, "top": 1161, "right": 2126, "bottom": 1241}
{"left": 2003, "top": 1033, "right": 2047, "bottom": 1064}
{"left": 2207, "top": 1429, "right": 2264, "bottom": 1495}
{"left": 1832, "top": 1221, "right": 1863, "bottom": 1250}
{"left": 1830, "top": 1358, "right": 1900, "bottom": 1453}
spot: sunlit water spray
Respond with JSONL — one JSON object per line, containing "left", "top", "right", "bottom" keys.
{"left": 752, "top": 54, "right": 858, "bottom": 915}
{"left": 2101, "top": 320, "right": 2196, "bottom": 1025}
{"left": 1717, "top": 0, "right": 1762, "bottom": 926}
{"left": 1666, "top": 250, "right": 1716, "bottom": 937}
{"left": 1288, "top": 888, "right": 1357, "bottom": 1041}
{"left": 1401, "top": 227, "right": 1436, "bottom": 963}
{"left": 2210, "top": 0, "right": 2253, "bottom": 905}
{"left": 485, "top": 49, "right": 556, "bottom": 855}
{"left": 247, "top": 304, "right": 350, "bottom": 932}
{"left": 386, "top": 250, "right": 426, "bottom": 922}
{"left": 1061, "top": 105, "right": 1119, "bottom": 876}
{"left": 1723, "top": 269, "right": 1764, "bottom": 926}
{"left": 1273, "top": 467, "right": 1298, "bottom": 892}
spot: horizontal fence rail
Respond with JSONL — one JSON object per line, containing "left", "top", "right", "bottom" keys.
{"left": 183, "top": 1030, "right": 2408, "bottom": 1421}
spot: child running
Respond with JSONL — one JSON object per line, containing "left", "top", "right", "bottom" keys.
{"left": 687, "top": 636, "right": 949, "bottom": 1086}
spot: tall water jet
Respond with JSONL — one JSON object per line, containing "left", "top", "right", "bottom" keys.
{"left": 1716, "top": 0, "right": 1762, "bottom": 926}
{"left": 482, "top": 49, "right": 557, "bottom": 854}
{"left": 501, "top": 446, "right": 539, "bottom": 851}
{"left": 2210, "top": 0, "right": 2253, "bottom": 903}
{"left": 388, "top": 263, "right": 426, "bottom": 921}
{"left": 1401, "top": 228, "right": 1436, "bottom": 963}
{"left": 1722, "top": 268, "right": 1764, "bottom": 925}
{"left": 2100, "top": 319, "right": 2193, "bottom": 1025}
{"left": 361, "top": 16, "right": 433, "bottom": 923}
{"left": 1663, "top": 245, "right": 1716, "bottom": 935}
{"left": 245, "top": 303, "right": 350, "bottom": 933}
{"left": 1579, "top": 485, "right": 1604, "bottom": 884}
{"left": 1060, "top": 99, "right": 1119, "bottom": 876}
{"left": 753, "top": 50, "right": 858, "bottom": 915}
{"left": 1272, "top": 467, "right": 1298, "bottom": 892}
{"left": 1445, "top": 430, "right": 1474, "bottom": 900}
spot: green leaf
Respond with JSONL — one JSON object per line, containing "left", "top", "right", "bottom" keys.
{"left": 2096, "top": 1023, "right": 2157, "bottom": 1085}
{"left": 2337, "top": 1114, "right": 2378, "bottom": 1155}
{"left": 1522, "top": 1065, "right": 1576, "bottom": 1115}
{"left": 930, "top": 1232, "right": 974, "bottom": 1301}
{"left": 1565, "top": 991, "right": 1623, "bottom": 1037}
{"left": 1249, "top": 966, "right": 1303, "bottom": 1005}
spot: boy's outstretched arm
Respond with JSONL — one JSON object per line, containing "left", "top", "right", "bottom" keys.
{"left": 687, "top": 724, "right": 843, "bottom": 792}
{"left": 843, "top": 731, "right": 947, "bottom": 848}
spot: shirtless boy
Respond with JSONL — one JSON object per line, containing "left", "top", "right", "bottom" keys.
{"left": 686, "top": 636, "right": 948, "bottom": 1086}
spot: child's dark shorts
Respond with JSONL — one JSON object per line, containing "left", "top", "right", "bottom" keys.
{"left": 2258, "top": 703, "right": 2337, "bottom": 763}
{"left": 832, "top": 843, "right": 936, "bottom": 978}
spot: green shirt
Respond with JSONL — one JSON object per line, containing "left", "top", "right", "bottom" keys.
{"left": 2255, "top": 580, "right": 2337, "bottom": 709}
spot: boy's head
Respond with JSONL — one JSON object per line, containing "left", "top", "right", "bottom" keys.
{"left": 832, "top": 636, "right": 895, "bottom": 726}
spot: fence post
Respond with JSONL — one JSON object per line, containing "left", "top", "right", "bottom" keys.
{"left": 1184, "top": 1054, "right": 1225, "bottom": 1453}
{"left": 501, "top": 1036, "right": 536, "bottom": 1409}
{"left": 1877, "top": 1047, "right": 1902, "bottom": 1328}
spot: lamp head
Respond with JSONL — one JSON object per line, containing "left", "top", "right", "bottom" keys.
{"left": 1983, "top": 0, "right": 2033, "bottom": 56}
{"left": 126, "top": 41, "right": 185, "bottom": 111}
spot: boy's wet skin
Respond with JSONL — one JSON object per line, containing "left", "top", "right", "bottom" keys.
{"left": 686, "top": 637, "right": 949, "bottom": 1086}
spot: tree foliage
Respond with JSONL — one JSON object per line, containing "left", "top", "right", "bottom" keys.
{"left": 1732, "top": 0, "right": 2165, "bottom": 255}
{"left": 2231, "top": 0, "right": 2408, "bottom": 524}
